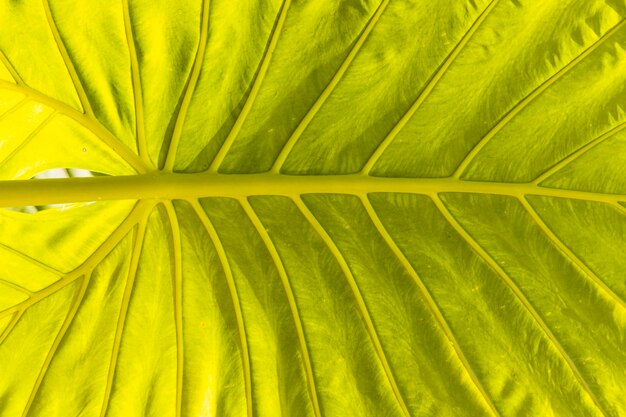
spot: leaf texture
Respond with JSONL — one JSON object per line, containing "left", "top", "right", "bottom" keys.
{"left": 0, "top": 1, "right": 626, "bottom": 416}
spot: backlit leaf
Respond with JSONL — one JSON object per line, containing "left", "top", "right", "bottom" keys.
{"left": 0, "top": 1, "right": 625, "bottom": 416}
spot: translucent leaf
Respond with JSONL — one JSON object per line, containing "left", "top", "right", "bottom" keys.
{"left": 0, "top": 1, "right": 625, "bottom": 416}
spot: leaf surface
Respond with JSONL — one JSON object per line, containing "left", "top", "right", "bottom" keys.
{"left": 0, "top": 1, "right": 625, "bottom": 416}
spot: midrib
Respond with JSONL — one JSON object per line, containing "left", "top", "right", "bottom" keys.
{"left": 0, "top": 173, "right": 623, "bottom": 207}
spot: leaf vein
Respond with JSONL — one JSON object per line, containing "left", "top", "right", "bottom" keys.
{"left": 99, "top": 215, "right": 148, "bottom": 417}
{"left": 207, "top": 0, "right": 291, "bottom": 173}
{"left": 533, "top": 120, "right": 626, "bottom": 184}
{"left": 432, "top": 194, "right": 610, "bottom": 417}
{"left": 0, "top": 311, "right": 23, "bottom": 345}
{"left": 41, "top": 0, "right": 94, "bottom": 117}
{"left": 190, "top": 200, "right": 253, "bottom": 417}
{"left": 121, "top": 0, "right": 150, "bottom": 166}
{"left": 0, "top": 96, "right": 30, "bottom": 123}
{"left": 22, "top": 273, "right": 90, "bottom": 417}
{"left": 271, "top": 0, "right": 390, "bottom": 173}
{"left": 0, "top": 111, "right": 57, "bottom": 167}
{"left": 361, "top": 0, "right": 500, "bottom": 175}
{"left": 0, "top": 241, "right": 64, "bottom": 278}
{"left": 0, "top": 202, "right": 146, "bottom": 322}
{"left": 0, "top": 80, "right": 148, "bottom": 173}
{"left": 519, "top": 197, "right": 626, "bottom": 309}
{"left": 452, "top": 18, "right": 626, "bottom": 178}
{"left": 0, "top": 49, "right": 22, "bottom": 84}
{"left": 0, "top": 278, "right": 33, "bottom": 296}
{"left": 240, "top": 197, "right": 322, "bottom": 417}
{"left": 295, "top": 195, "right": 412, "bottom": 417}
{"left": 164, "top": 202, "right": 184, "bottom": 417}
{"left": 361, "top": 194, "right": 500, "bottom": 417}
{"left": 164, "top": 0, "right": 211, "bottom": 171}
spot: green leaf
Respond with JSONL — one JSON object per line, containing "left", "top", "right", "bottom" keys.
{"left": 0, "top": 1, "right": 625, "bottom": 416}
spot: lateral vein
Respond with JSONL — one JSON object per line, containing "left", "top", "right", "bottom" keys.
{"left": 432, "top": 194, "right": 609, "bottom": 417}
{"left": 190, "top": 200, "right": 253, "bottom": 417}
{"left": 22, "top": 274, "right": 90, "bottom": 417}
{"left": 0, "top": 241, "right": 64, "bottom": 277}
{"left": 99, "top": 214, "right": 149, "bottom": 417}
{"left": 164, "top": 0, "right": 211, "bottom": 171}
{"left": 0, "top": 50, "right": 22, "bottom": 84}
{"left": 520, "top": 197, "right": 626, "bottom": 310}
{"left": 295, "top": 195, "right": 412, "bottom": 417}
{"left": 0, "top": 80, "right": 148, "bottom": 173}
{"left": 361, "top": 194, "right": 500, "bottom": 417}
{"left": 0, "top": 111, "right": 57, "bottom": 167}
{"left": 121, "top": 0, "right": 150, "bottom": 167}
{"left": 0, "top": 311, "right": 23, "bottom": 345}
{"left": 207, "top": 0, "right": 291, "bottom": 173}
{"left": 163, "top": 201, "right": 184, "bottom": 417}
{"left": 240, "top": 198, "right": 323, "bottom": 417}
{"left": 453, "top": 18, "right": 626, "bottom": 178}
{"left": 0, "top": 202, "right": 148, "bottom": 322}
{"left": 42, "top": 0, "right": 94, "bottom": 117}
{"left": 0, "top": 278, "right": 33, "bottom": 296}
{"left": 533, "top": 120, "right": 626, "bottom": 185}
{"left": 361, "top": 0, "right": 500, "bottom": 175}
{"left": 271, "top": 0, "right": 390, "bottom": 173}
{"left": 0, "top": 97, "right": 30, "bottom": 124}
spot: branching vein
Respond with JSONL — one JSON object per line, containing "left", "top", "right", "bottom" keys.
{"left": 533, "top": 120, "right": 626, "bottom": 184}
{"left": 0, "top": 201, "right": 148, "bottom": 322}
{"left": 164, "top": 0, "right": 211, "bottom": 171}
{"left": 0, "top": 311, "right": 23, "bottom": 345}
{"left": 452, "top": 18, "right": 626, "bottom": 178}
{"left": 207, "top": 0, "right": 291, "bottom": 173}
{"left": 0, "top": 242, "right": 64, "bottom": 278}
{"left": 0, "top": 80, "right": 147, "bottom": 173}
{"left": 42, "top": 0, "right": 94, "bottom": 117}
{"left": 190, "top": 200, "right": 253, "bottom": 417}
{"left": 613, "top": 202, "right": 626, "bottom": 216}
{"left": 0, "top": 97, "right": 30, "bottom": 123}
{"left": 519, "top": 197, "right": 626, "bottom": 310}
{"left": 239, "top": 198, "right": 322, "bottom": 417}
{"left": 360, "top": 194, "right": 500, "bottom": 417}
{"left": 294, "top": 195, "right": 412, "bottom": 417}
{"left": 121, "top": 0, "right": 150, "bottom": 167}
{"left": 271, "top": 0, "right": 390, "bottom": 173}
{"left": 361, "top": 0, "right": 500, "bottom": 175}
{"left": 0, "top": 278, "right": 33, "bottom": 296}
{"left": 0, "top": 111, "right": 57, "bottom": 167}
{"left": 0, "top": 49, "right": 22, "bottom": 84}
{"left": 432, "top": 194, "right": 609, "bottom": 417}
{"left": 99, "top": 214, "right": 149, "bottom": 417}
{"left": 22, "top": 273, "right": 90, "bottom": 417}
{"left": 163, "top": 202, "right": 184, "bottom": 417}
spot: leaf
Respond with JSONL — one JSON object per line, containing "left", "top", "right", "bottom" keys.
{"left": 0, "top": 0, "right": 625, "bottom": 416}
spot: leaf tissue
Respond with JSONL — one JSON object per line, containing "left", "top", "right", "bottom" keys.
{"left": 0, "top": 0, "right": 625, "bottom": 416}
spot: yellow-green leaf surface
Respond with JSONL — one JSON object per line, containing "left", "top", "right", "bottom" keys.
{"left": 1, "top": 0, "right": 625, "bottom": 416}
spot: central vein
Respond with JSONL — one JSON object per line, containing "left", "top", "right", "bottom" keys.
{"left": 0, "top": 173, "right": 623, "bottom": 207}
